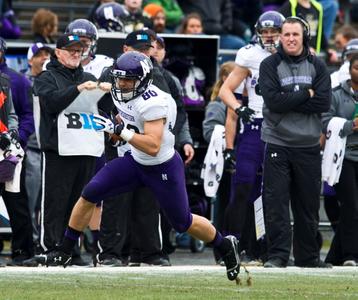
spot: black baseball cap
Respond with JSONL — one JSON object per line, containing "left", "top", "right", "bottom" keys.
{"left": 56, "top": 33, "right": 84, "bottom": 49}
{"left": 124, "top": 30, "right": 153, "bottom": 50}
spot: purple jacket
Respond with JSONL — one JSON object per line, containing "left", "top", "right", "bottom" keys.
{"left": 0, "top": 61, "right": 34, "bottom": 147}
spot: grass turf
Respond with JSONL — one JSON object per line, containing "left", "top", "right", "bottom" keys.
{"left": 0, "top": 267, "right": 357, "bottom": 300}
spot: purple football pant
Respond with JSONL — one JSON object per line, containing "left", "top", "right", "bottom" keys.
{"left": 82, "top": 151, "right": 193, "bottom": 233}
{"left": 233, "top": 119, "right": 265, "bottom": 185}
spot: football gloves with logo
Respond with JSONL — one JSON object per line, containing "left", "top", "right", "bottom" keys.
{"left": 234, "top": 106, "right": 255, "bottom": 123}
{"left": 92, "top": 114, "right": 124, "bottom": 136}
{"left": 223, "top": 148, "right": 236, "bottom": 173}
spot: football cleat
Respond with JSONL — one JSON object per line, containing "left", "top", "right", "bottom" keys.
{"left": 45, "top": 250, "right": 72, "bottom": 268}
{"left": 222, "top": 235, "right": 241, "bottom": 281}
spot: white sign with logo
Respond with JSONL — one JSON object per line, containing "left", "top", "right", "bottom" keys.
{"left": 58, "top": 88, "right": 106, "bottom": 156}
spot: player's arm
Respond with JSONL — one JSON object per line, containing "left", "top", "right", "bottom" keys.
{"left": 129, "top": 118, "right": 164, "bottom": 156}
{"left": 219, "top": 65, "right": 250, "bottom": 111}
{"left": 225, "top": 107, "right": 238, "bottom": 150}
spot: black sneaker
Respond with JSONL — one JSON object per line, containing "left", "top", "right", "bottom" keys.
{"left": 23, "top": 254, "right": 48, "bottom": 267}
{"left": 45, "top": 250, "right": 72, "bottom": 267}
{"left": 96, "top": 256, "right": 126, "bottom": 267}
{"left": 296, "top": 259, "right": 332, "bottom": 268}
{"left": 7, "top": 253, "right": 32, "bottom": 266}
{"left": 222, "top": 235, "right": 240, "bottom": 281}
{"left": 142, "top": 257, "right": 171, "bottom": 266}
{"left": 264, "top": 257, "right": 287, "bottom": 268}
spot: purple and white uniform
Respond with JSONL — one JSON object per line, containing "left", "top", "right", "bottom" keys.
{"left": 233, "top": 43, "right": 270, "bottom": 185}
{"left": 82, "top": 84, "right": 193, "bottom": 233}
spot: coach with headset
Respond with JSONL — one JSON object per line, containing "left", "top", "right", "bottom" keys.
{"left": 258, "top": 16, "right": 331, "bottom": 268}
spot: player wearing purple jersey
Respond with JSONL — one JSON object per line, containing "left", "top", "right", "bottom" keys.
{"left": 218, "top": 11, "right": 285, "bottom": 263}
{"left": 39, "top": 51, "right": 240, "bottom": 281}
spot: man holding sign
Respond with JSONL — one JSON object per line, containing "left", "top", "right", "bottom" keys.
{"left": 27, "top": 33, "right": 110, "bottom": 266}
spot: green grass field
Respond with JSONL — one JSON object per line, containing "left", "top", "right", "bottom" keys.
{"left": 0, "top": 266, "right": 357, "bottom": 300}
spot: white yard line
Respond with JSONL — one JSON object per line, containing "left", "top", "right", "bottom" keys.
{"left": 1, "top": 265, "right": 357, "bottom": 276}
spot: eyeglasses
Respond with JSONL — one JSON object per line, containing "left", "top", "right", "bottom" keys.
{"left": 61, "top": 48, "right": 83, "bottom": 55}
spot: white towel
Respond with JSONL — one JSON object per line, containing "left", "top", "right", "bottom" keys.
{"left": 201, "top": 125, "right": 226, "bottom": 197}
{"left": 322, "top": 117, "right": 347, "bottom": 186}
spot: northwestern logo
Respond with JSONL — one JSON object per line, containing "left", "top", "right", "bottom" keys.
{"left": 271, "top": 152, "right": 278, "bottom": 158}
{"left": 280, "top": 76, "right": 312, "bottom": 87}
{"left": 118, "top": 110, "right": 135, "bottom": 122}
{"left": 162, "top": 174, "right": 168, "bottom": 181}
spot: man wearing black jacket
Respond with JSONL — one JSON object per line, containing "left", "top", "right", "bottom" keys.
{"left": 27, "top": 34, "right": 110, "bottom": 266}
{"left": 259, "top": 17, "right": 331, "bottom": 268}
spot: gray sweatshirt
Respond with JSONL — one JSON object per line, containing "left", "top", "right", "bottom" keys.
{"left": 322, "top": 80, "right": 358, "bottom": 162}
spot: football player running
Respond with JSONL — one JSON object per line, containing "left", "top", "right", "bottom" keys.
{"left": 42, "top": 51, "right": 241, "bottom": 282}
{"left": 218, "top": 11, "right": 285, "bottom": 262}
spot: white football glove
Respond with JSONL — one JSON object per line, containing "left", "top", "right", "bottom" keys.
{"left": 92, "top": 114, "right": 114, "bottom": 134}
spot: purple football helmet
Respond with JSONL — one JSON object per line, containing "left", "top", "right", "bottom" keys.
{"left": 65, "top": 19, "right": 98, "bottom": 58}
{"left": 255, "top": 11, "right": 285, "bottom": 51}
{"left": 110, "top": 51, "right": 153, "bottom": 102}
{"left": 94, "top": 2, "right": 128, "bottom": 32}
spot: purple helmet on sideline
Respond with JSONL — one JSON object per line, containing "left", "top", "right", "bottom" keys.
{"left": 255, "top": 11, "right": 285, "bottom": 51}
{"left": 110, "top": 51, "right": 153, "bottom": 102}
{"left": 65, "top": 19, "right": 98, "bottom": 58}
{"left": 94, "top": 2, "right": 128, "bottom": 32}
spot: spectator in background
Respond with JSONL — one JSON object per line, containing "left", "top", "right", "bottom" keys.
{"left": 25, "top": 42, "right": 53, "bottom": 252}
{"left": 202, "top": 62, "right": 235, "bottom": 260}
{"left": 317, "top": 0, "right": 339, "bottom": 40}
{"left": 122, "top": 0, "right": 152, "bottom": 33}
{"left": 322, "top": 54, "right": 358, "bottom": 267}
{"left": 177, "top": 13, "right": 203, "bottom": 34}
{"left": 31, "top": 8, "right": 58, "bottom": 44}
{"left": 177, "top": 0, "right": 247, "bottom": 50}
{"left": 279, "top": 0, "right": 327, "bottom": 55}
{"left": 334, "top": 25, "right": 358, "bottom": 53}
{"left": 0, "top": 37, "right": 34, "bottom": 266}
{"left": 144, "top": 0, "right": 183, "bottom": 31}
{"left": 143, "top": 3, "right": 168, "bottom": 33}
{"left": 88, "top": 0, "right": 116, "bottom": 23}
{"left": 0, "top": 0, "right": 21, "bottom": 39}
{"left": 94, "top": 2, "right": 128, "bottom": 33}
{"left": 230, "top": 0, "right": 261, "bottom": 42}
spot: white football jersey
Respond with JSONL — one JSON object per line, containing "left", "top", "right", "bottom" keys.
{"left": 235, "top": 43, "right": 271, "bottom": 118}
{"left": 83, "top": 54, "right": 114, "bottom": 79}
{"left": 114, "top": 84, "right": 177, "bottom": 165}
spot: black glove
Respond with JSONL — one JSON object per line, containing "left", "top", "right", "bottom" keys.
{"left": 223, "top": 148, "right": 236, "bottom": 173}
{"left": 0, "top": 132, "right": 11, "bottom": 151}
{"left": 113, "top": 121, "right": 125, "bottom": 136}
{"left": 235, "top": 106, "right": 255, "bottom": 123}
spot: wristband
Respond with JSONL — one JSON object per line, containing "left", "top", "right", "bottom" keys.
{"left": 120, "top": 128, "right": 135, "bottom": 142}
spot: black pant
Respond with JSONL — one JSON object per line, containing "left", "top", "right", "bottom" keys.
{"left": 40, "top": 152, "right": 96, "bottom": 252}
{"left": 99, "top": 191, "right": 132, "bottom": 260}
{"left": 263, "top": 143, "right": 321, "bottom": 265}
{"left": 326, "top": 159, "right": 358, "bottom": 264}
{"left": 1, "top": 156, "right": 33, "bottom": 258}
{"left": 98, "top": 144, "right": 162, "bottom": 262}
